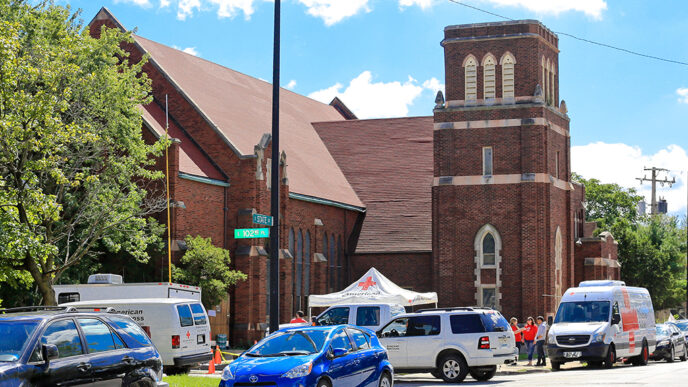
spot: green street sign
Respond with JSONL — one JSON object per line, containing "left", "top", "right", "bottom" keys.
{"left": 252, "top": 213, "right": 274, "bottom": 226}
{"left": 234, "top": 228, "right": 270, "bottom": 239}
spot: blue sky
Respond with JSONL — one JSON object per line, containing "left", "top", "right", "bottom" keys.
{"left": 62, "top": 0, "right": 687, "bottom": 216}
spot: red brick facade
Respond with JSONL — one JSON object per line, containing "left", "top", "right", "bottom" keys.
{"left": 90, "top": 11, "right": 619, "bottom": 345}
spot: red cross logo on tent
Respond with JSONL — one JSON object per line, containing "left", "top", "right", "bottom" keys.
{"left": 358, "top": 276, "right": 377, "bottom": 290}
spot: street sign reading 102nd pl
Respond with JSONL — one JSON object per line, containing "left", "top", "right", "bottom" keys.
{"left": 252, "top": 213, "right": 274, "bottom": 226}
{"left": 234, "top": 228, "right": 270, "bottom": 239}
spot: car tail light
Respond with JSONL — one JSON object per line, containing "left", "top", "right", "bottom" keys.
{"left": 172, "top": 335, "right": 180, "bottom": 349}
{"left": 478, "top": 336, "right": 490, "bottom": 349}
{"left": 142, "top": 326, "right": 152, "bottom": 338}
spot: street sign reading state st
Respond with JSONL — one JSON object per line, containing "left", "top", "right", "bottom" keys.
{"left": 234, "top": 228, "right": 269, "bottom": 239}
{"left": 252, "top": 213, "right": 273, "bottom": 226}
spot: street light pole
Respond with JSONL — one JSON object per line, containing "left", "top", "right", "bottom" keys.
{"left": 269, "top": 0, "right": 281, "bottom": 334}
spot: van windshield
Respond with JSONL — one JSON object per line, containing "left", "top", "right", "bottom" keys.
{"left": 554, "top": 301, "right": 610, "bottom": 323}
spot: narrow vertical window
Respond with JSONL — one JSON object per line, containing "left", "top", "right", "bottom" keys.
{"left": 304, "top": 231, "right": 311, "bottom": 301}
{"left": 500, "top": 52, "right": 516, "bottom": 98}
{"left": 482, "top": 54, "right": 496, "bottom": 99}
{"left": 323, "top": 233, "right": 328, "bottom": 292}
{"left": 337, "top": 236, "right": 343, "bottom": 289}
{"left": 555, "top": 151, "right": 560, "bottom": 179}
{"left": 542, "top": 57, "right": 548, "bottom": 103}
{"left": 547, "top": 58, "right": 553, "bottom": 106}
{"left": 550, "top": 60, "right": 556, "bottom": 106}
{"left": 329, "top": 235, "right": 336, "bottom": 292}
{"left": 296, "top": 230, "right": 303, "bottom": 305}
{"left": 463, "top": 55, "right": 478, "bottom": 101}
{"left": 482, "top": 233, "right": 496, "bottom": 266}
{"left": 482, "top": 147, "right": 493, "bottom": 176}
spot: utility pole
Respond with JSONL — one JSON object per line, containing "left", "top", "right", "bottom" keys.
{"left": 636, "top": 167, "right": 675, "bottom": 215}
{"left": 268, "top": 0, "right": 281, "bottom": 334}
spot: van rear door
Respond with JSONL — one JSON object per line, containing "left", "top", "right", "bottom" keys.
{"left": 190, "top": 302, "right": 211, "bottom": 354}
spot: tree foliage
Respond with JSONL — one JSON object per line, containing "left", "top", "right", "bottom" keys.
{"left": 172, "top": 236, "right": 246, "bottom": 310}
{"left": 575, "top": 173, "right": 686, "bottom": 310}
{"left": 0, "top": 1, "right": 166, "bottom": 305}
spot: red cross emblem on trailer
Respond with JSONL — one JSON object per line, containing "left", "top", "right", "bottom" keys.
{"left": 358, "top": 276, "right": 377, "bottom": 290}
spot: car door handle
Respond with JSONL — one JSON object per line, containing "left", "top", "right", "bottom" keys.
{"left": 122, "top": 356, "right": 136, "bottom": 365}
{"left": 77, "top": 363, "right": 92, "bottom": 372}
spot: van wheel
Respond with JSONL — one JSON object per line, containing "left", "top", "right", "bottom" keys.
{"left": 469, "top": 366, "right": 496, "bottom": 381}
{"left": 632, "top": 341, "right": 649, "bottom": 366}
{"left": 603, "top": 345, "right": 616, "bottom": 369}
{"left": 438, "top": 354, "right": 468, "bottom": 383}
{"left": 667, "top": 345, "right": 675, "bottom": 363}
{"left": 550, "top": 361, "right": 561, "bottom": 371}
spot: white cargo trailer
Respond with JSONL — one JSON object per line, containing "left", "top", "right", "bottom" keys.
{"left": 53, "top": 273, "right": 201, "bottom": 304}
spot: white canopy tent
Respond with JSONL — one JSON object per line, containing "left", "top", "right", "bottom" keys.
{"left": 308, "top": 267, "right": 438, "bottom": 308}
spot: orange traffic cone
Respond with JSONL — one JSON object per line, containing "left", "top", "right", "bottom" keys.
{"left": 207, "top": 353, "right": 216, "bottom": 374}
{"left": 214, "top": 347, "right": 222, "bottom": 365}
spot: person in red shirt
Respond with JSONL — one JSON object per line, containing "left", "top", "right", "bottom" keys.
{"left": 522, "top": 316, "right": 538, "bottom": 366}
{"left": 510, "top": 317, "right": 525, "bottom": 365}
{"left": 290, "top": 310, "right": 307, "bottom": 324}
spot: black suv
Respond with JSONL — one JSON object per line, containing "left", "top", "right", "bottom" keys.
{"left": 0, "top": 306, "right": 168, "bottom": 386}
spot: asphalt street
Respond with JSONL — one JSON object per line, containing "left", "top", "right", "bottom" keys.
{"left": 394, "top": 360, "right": 688, "bottom": 386}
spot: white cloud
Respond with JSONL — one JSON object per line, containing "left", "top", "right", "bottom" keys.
{"left": 298, "top": 0, "right": 371, "bottom": 26}
{"left": 172, "top": 45, "right": 200, "bottom": 56}
{"left": 285, "top": 80, "right": 297, "bottom": 90}
{"left": 422, "top": 77, "right": 445, "bottom": 95}
{"left": 160, "top": 0, "right": 171, "bottom": 7}
{"left": 399, "top": 0, "right": 435, "bottom": 9}
{"left": 572, "top": 142, "right": 688, "bottom": 216}
{"left": 478, "top": 0, "right": 608, "bottom": 19}
{"left": 308, "top": 71, "right": 441, "bottom": 119}
{"left": 677, "top": 88, "right": 688, "bottom": 104}
{"left": 114, "top": 0, "right": 153, "bottom": 7}
{"left": 209, "top": 0, "right": 256, "bottom": 19}
{"left": 177, "top": 0, "right": 201, "bottom": 20}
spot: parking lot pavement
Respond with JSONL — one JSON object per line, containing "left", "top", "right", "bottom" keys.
{"left": 394, "top": 360, "right": 688, "bottom": 386}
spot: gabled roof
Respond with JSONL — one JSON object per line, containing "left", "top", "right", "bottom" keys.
{"left": 131, "top": 35, "right": 364, "bottom": 209}
{"left": 314, "top": 117, "right": 434, "bottom": 253}
{"left": 140, "top": 103, "right": 226, "bottom": 183}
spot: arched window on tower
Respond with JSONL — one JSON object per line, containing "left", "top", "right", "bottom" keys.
{"left": 547, "top": 58, "right": 553, "bottom": 106}
{"left": 549, "top": 60, "right": 556, "bottom": 106}
{"left": 500, "top": 52, "right": 516, "bottom": 99}
{"left": 482, "top": 54, "right": 497, "bottom": 99}
{"left": 463, "top": 55, "right": 478, "bottom": 101}
{"left": 541, "top": 56, "right": 548, "bottom": 103}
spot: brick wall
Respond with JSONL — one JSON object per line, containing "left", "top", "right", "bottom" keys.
{"left": 350, "top": 252, "right": 433, "bottom": 293}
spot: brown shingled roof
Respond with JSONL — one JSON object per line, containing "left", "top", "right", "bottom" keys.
{"left": 133, "top": 35, "right": 364, "bottom": 209}
{"left": 314, "top": 117, "right": 434, "bottom": 253}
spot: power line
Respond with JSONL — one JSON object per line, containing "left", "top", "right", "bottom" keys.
{"left": 447, "top": 0, "right": 688, "bottom": 67}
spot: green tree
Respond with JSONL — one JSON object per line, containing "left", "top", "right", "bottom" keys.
{"left": 575, "top": 173, "right": 686, "bottom": 309}
{"left": 0, "top": 1, "right": 166, "bottom": 305}
{"left": 172, "top": 236, "right": 246, "bottom": 309}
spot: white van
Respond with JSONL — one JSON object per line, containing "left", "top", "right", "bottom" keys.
{"left": 61, "top": 298, "right": 212, "bottom": 373}
{"left": 546, "top": 280, "right": 656, "bottom": 370}
{"left": 314, "top": 303, "right": 406, "bottom": 331}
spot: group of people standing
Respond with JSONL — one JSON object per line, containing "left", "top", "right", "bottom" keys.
{"left": 510, "top": 316, "right": 548, "bottom": 366}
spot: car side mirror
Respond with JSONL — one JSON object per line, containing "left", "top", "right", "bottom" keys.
{"left": 42, "top": 344, "right": 59, "bottom": 363}
{"left": 330, "top": 348, "right": 347, "bottom": 358}
{"left": 672, "top": 331, "right": 680, "bottom": 336}
{"left": 611, "top": 314, "right": 620, "bottom": 325}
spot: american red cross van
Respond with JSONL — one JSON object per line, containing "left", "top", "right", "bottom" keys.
{"left": 61, "top": 298, "right": 212, "bottom": 373}
{"left": 546, "top": 280, "right": 656, "bottom": 370}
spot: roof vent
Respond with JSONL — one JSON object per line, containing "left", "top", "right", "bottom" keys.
{"left": 87, "top": 274, "right": 123, "bottom": 284}
{"left": 578, "top": 280, "right": 625, "bottom": 287}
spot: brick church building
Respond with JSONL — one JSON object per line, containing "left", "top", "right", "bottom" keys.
{"left": 90, "top": 9, "right": 620, "bottom": 345}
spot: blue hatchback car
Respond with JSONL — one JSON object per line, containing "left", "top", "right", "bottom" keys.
{"left": 220, "top": 325, "right": 393, "bottom": 387}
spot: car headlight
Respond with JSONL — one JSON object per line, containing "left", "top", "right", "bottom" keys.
{"left": 282, "top": 362, "right": 313, "bottom": 379}
{"left": 592, "top": 332, "right": 606, "bottom": 343}
{"left": 221, "top": 366, "right": 235, "bottom": 381}
{"left": 547, "top": 332, "right": 555, "bottom": 344}
{"left": 658, "top": 340, "right": 669, "bottom": 347}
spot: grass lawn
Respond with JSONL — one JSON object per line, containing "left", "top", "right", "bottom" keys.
{"left": 164, "top": 375, "right": 221, "bottom": 387}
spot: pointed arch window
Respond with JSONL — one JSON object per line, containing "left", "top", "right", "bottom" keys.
{"left": 482, "top": 54, "right": 497, "bottom": 99}
{"left": 304, "top": 231, "right": 311, "bottom": 300}
{"left": 329, "top": 234, "right": 336, "bottom": 292}
{"left": 337, "top": 236, "right": 343, "bottom": 289}
{"left": 296, "top": 229, "right": 303, "bottom": 300}
{"left": 500, "top": 53, "right": 516, "bottom": 98}
{"left": 463, "top": 55, "right": 478, "bottom": 101}
{"left": 541, "top": 57, "right": 548, "bottom": 103}
{"left": 482, "top": 233, "right": 496, "bottom": 266}
{"left": 323, "top": 233, "right": 328, "bottom": 292}
{"left": 549, "top": 60, "right": 556, "bottom": 106}
{"left": 546, "top": 58, "right": 553, "bottom": 105}
{"left": 474, "top": 224, "right": 503, "bottom": 310}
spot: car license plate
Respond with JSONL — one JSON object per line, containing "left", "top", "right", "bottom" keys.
{"left": 499, "top": 337, "right": 509, "bottom": 347}
{"left": 564, "top": 351, "right": 582, "bottom": 358}
{"left": 197, "top": 334, "right": 205, "bottom": 344}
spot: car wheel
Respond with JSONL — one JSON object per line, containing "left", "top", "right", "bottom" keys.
{"left": 603, "top": 345, "right": 616, "bottom": 369}
{"left": 468, "top": 366, "right": 497, "bottom": 381}
{"left": 550, "top": 361, "right": 561, "bottom": 371}
{"left": 438, "top": 354, "right": 468, "bottom": 383}
{"left": 633, "top": 341, "right": 649, "bottom": 366}
{"left": 317, "top": 378, "right": 332, "bottom": 387}
{"left": 667, "top": 344, "right": 675, "bottom": 363}
{"left": 378, "top": 371, "right": 393, "bottom": 387}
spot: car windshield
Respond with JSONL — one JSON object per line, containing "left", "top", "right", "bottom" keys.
{"left": 674, "top": 322, "right": 688, "bottom": 331}
{"left": 656, "top": 325, "right": 671, "bottom": 337}
{"left": 0, "top": 320, "right": 39, "bottom": 362}
{"left": 554, "top": 301, "right": 610, "bottom": 323}
{"left": 246, "top": 330, "right": 328, "bottom": 357}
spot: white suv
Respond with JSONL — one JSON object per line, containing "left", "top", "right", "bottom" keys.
{"left": 376, "top": 307, "right": 517, "bottom": 383}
